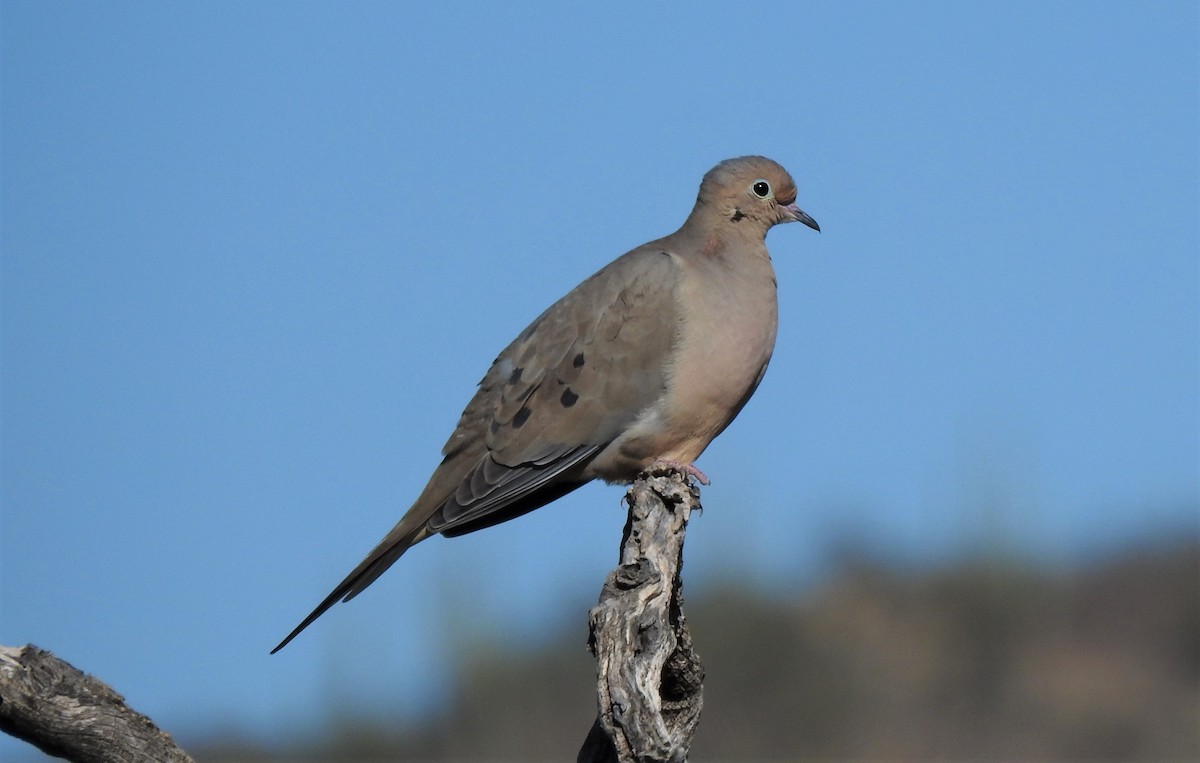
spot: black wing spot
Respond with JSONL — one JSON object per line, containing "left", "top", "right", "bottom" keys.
{"left": 490, "top": 420, "right": 502, "bottom": 434}
{"left": 573, "top": 352, "right": 585, "bottom": 368}
{"left": 513, "top": 407, "right": 532, "bottom": 428}
{"left": 508, "top": 366, "right": 524, "bottom": 384}
{"left": 560, "top": 388, "right": 579, "bottom": 408}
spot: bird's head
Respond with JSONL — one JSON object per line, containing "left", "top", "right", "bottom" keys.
{"left": 696, "top": 156, "right": 820, "bottom": 234}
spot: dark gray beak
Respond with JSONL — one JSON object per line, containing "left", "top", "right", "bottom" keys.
{"left": 782, "top": 202, "right": 820, "bottom": 232}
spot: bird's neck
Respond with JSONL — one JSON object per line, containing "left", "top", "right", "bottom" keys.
{"left": 673, "top": 212, "right": 770, "bottom": 262}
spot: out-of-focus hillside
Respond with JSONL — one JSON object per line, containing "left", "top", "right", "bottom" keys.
{"left": 184, "top": 535, "right": 1199, "bottom": 762}
{"left": 691, "top": 541, "right": 1199, "bottom": 760}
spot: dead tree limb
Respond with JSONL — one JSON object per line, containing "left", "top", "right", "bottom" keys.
{"left": 578, "top": 465, "right": 705, "bottom": 763}
{"left": 0, "top": 644, "right": 194, "bottom": 763}
{"left": 2, "top": 469, "right": 705, "bottom": 763}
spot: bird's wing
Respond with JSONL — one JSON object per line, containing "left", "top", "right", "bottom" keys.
{"left": 427, "top": 247, "right": 684, "bottom": 533}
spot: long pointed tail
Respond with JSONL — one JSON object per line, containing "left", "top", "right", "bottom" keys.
{"left": 270, "top": 525, "right": 425, "bottom": 653}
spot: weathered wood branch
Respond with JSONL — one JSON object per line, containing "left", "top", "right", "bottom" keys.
{"left": 2, "top": 468, "right": 705, "bottom": 763}
{"left": 578, "top": 466, "right": 705, "bottom": 763}
{"left": 0, "top": 644, "right": 194, "bottom": 763}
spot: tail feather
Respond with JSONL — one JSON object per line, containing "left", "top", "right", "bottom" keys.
{"left": 271, "top": 445, "right": 599, "bottom": 653}
{"left": 270, "top": 525, "right": 424, "bottom": 654}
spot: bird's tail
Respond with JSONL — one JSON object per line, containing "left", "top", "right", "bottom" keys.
{"left": 270, "top": 522, "right": 427, "bottom": 654}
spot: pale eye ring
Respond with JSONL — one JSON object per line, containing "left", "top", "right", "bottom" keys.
{"left": 751, "top": 179, "right": 771, "bottom": 198}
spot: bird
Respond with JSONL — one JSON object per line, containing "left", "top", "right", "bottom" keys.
{"left": 272, "top": 156, "right": 819, "bottom": 653}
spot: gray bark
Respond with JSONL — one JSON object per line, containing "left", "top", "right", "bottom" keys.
{"left": 579, "top": 466, "right": 705, "bottom": 763}
{"left": 0, "top": 644, "right": 194, "bottom": 763}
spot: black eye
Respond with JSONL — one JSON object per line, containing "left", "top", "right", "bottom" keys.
{"left": 752, "top": 180, "right": 771, "bottom": 198}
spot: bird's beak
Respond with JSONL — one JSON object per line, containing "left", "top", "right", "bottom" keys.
{"left": 782, "top": 203, "right": 820, "bottom": 232}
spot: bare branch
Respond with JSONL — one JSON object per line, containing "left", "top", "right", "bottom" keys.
{"left": 2, "top": 467, "right": 707, "bottom": 763}
{"left": 579, "top": 466, "right": 705, "bottom": 763}
{"left": 0, "top": 644, "right": 194, "bottom": 763}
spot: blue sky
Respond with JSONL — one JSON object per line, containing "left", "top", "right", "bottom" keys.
{"left": 2, "top": 2, "right": 1197, "bottom": 755}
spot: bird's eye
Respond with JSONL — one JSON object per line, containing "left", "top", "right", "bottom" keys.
{"left": 751, "top": 180, "right": 771, "bottom": 198}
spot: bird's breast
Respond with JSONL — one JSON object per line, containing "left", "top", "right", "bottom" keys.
{"left": 594, "top": 250, "right": 779, "bottom": 478}
{"left": 664, "top": 256, "right": 778, "bottom": 453}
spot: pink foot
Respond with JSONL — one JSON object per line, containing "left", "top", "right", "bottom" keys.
{"left": 653, "top": 459, "right": 711, "bottom": 486}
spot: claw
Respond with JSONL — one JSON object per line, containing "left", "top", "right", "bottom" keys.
{"left": 652, "top": 459, "right": 711, "bottom": 486}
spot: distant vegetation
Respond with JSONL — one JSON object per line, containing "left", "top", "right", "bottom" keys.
{"left": 202, "top": 535, "right": 1198, "bottom": 761}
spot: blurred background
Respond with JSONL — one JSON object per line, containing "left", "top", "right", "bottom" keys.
{"left": 2, "top": 2, "right": 1196, "bottom": 761}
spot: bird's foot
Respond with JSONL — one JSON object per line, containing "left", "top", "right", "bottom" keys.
{"left": 651, "top": 459, "right": 711, "bottom": 486}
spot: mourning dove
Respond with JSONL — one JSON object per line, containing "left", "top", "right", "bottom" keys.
{"left": 272, "top": 156, "right": 819, "bottom": 653}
